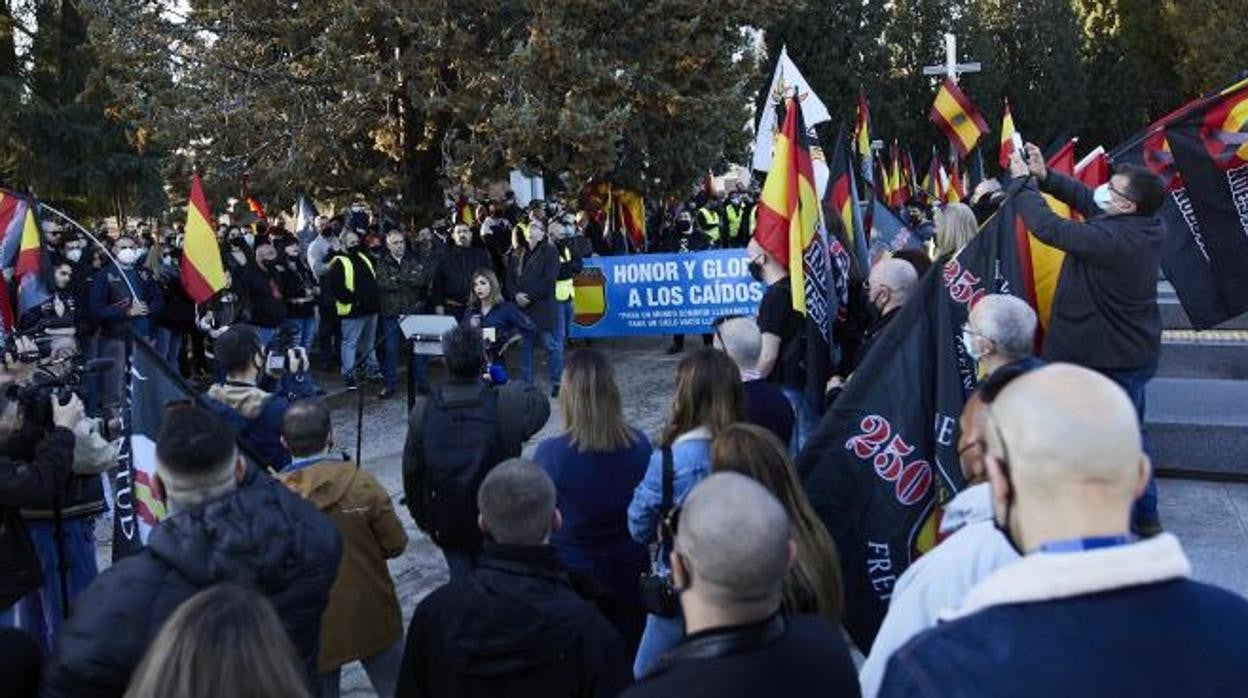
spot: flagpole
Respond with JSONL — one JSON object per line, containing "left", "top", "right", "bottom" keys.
{"left": 39, "top": 202, "right": 139, "bottom": 300}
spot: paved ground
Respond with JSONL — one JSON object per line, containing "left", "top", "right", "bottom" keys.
{"left": 96, "top": 337, "right": 1248, "bottom": 696}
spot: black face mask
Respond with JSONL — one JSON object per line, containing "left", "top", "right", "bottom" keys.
{"left": 747, "top": 258, "right": 765, "bottom": 283}
{"left": 676, "top": 220, "right": 692, "bottom": 234}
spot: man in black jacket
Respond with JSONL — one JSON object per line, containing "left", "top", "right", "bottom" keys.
{"left": 0, "top": 367, "right": 80, "bottom": 623}
{"left": 397, "top": 459, "right": 631, "bottom": 698}
{"left": 1009, "top": 144, "right": 1166, "bottom": 534}
{"left": 44, "top": 405, "right": 341, "bottom": 698}
{"left": 623, "top": 473, "right": 858, "bottom": 697}
{"left": 507, "top": 221, "right": 562, "bottom": 396}
{"left": 322, "top": 229, "right": 382, "bottom": 387}
{"left": 432, "top": 224, "right": 492, "bottom": 321}
{"left": 402, "top": 325, "right": 549, "bottom": 578}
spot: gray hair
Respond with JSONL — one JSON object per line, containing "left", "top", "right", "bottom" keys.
{"left": 676, "top": 472, "right": 791, "bottom": 607}
{"left": 477, "top": 459, "right": 557, "bottom": 545}
{"left": 972, "top": 294, "right": 1038, "bottom": 358}
{"left": 716, "top": 316, "right": 762, "bottom": 370}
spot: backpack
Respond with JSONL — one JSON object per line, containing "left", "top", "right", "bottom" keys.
{"left": 419, "top": 384, "right": 505, "bottom": 552}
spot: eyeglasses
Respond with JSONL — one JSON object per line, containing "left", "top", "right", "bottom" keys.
{"left": 1108, "top": 184, "right": 1136, "bottom": 205}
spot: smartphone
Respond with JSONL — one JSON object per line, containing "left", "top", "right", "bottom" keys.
{"left": 482, "top": 327, "right": 497, "bottom": 344}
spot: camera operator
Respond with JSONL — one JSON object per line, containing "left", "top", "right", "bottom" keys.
{"left": 204, "top": 324, "right": 304, "bottom": 470}
{"left": 0, "top": 343, "right": 97, "bottom": 653}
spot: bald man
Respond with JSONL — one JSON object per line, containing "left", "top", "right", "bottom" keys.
{"left": 624, "top": 473, "right": 857, "bottom": 697}
{"left": 880, "top": 364, "right": 1248, "bottom": 698}
{"left": 825, "top": 258, "right": 919, "bottom": 398}
{"left": 713, "top": 316, "right": 795, "bottom": 445}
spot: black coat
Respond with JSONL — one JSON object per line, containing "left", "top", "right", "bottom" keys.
{"left": 433, "top": 245, "right": 493, "bottom": 312}
{"left": 396, "top": 544, "right": 632, "bottom": 698}
{"left": 0, "top": 428, "right": 75, "bottom": 606}
{"left": 321, "top": 250, "right": 381, "bottom": 318}
{"left": 44, "top": 468, "right": 342, "bottom": 698}
{"left": 1016, "top": 173, "right": 1163, "bottom": 370}
{"left": 623, "top": 614, "right": 859, "bottom": 698}
{"left": 506, "top": 241, "right": 560, "bottom": 332}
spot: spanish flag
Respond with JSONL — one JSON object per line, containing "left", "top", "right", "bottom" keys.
{"left": 754, "top": 96, "right": 821, "bottom": 314}
{"left": 945, "top": 162, "right": 965, "bottom": 204}
{"left": 930, "top": 79, "right": 990, "bottom": 158}
{"left": 855, "top": 91, "right": 874, "bottom": 188}
{"left": 1018, "top": 140, "right": 1080, "bottom": 332}
{"left": 825, "top": 128, "right": 870, "bottom": 271}
{"left": 613, "top": 188, "right": 646, "bottom": 252}
{"left": 13, "top": 200, "right": 43, "bottom": 281}
{"left": 181, "top": 174, "right": 228, "bottom": 304}
{"left": 999, "top": 98, "right": 1017, "bottom": 169}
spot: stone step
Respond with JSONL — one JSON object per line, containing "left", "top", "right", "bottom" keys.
{"left": 1158, "top": 330, "right": 1248, "bottom": 380}
{"left": 1160, "top": 297, "right": 1248, "bottom": 331}
{"left": 1147, "top": 378, "right": 1248, "bottom": 479}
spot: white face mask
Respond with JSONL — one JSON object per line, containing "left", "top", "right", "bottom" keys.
{"left": 65, "top": 248, "right": 83, "bottom": 263}
{"left": 962, "top": 329, "right": 987, "bottom": 361}
{"left": 243, "top": 233, "right": 255, "bottom": 248}
{"left": 1093, "top": 183, "right": 1114, "bottom": 212}
{"left": 116, "top": 248, "right": 140, "bottom": 266}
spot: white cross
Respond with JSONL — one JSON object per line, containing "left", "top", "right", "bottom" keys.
{"left": 922, "top": 33, "right": 981, "bottom": 83}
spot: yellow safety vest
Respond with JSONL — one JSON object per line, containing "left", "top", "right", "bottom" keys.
{"left": 329, "top": 254, "right": 375, "bottom": 316}
{"left": 697, "top": 207, "right": 721, "bottom": 242}
{"left": 556, "top": 245, "right": 575, "bottom": 302}
{"left": 725, "top": 203, "right": 743, "bottom": 239}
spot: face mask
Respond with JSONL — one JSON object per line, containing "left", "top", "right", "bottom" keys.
{"left": 961, "top": 330, "right": 987, "bottom": 361}
{"left": 991, "top": 460, "right": 1025, "bottom": 557}
{"left": 116, "top": 248, "right": 140, "bottom": 265}
{"left": 747, "top": 258, "right": 765, "bottom": 283}
{"left": 162, "top": 254, "right": 173, "bottom": 266}
{"left": 66, "top": 248, "right": 82, "bottom": 263}
{"left": 1093, "top": 183, "right": 1114, "bottom": 212}
{"left": 676, "top": 220, "right": 692, "bottom": 234}
{"left": 346, "top": 243, "right": 360, "bottom": 253}
{"left": 243, "top": 233, "right": 255, "bottom": 247}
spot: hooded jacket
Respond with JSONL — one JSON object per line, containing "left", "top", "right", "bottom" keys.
{"left": 278, "top": 457, "right": 407, "bottom": 671}
{"left": 396, "top": 543, "right": 632, "bottom": 698}
{"left": 44, "top": 468, "right": 342, "bottom": 698}
{"left": 205, "top": 382, "right": 292, "bottom": 471}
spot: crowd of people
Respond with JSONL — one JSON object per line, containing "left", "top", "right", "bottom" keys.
{"left": 4, "top": 142, "right": 1248, "bottom": 698}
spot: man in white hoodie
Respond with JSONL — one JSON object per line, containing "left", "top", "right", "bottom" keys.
{"left": 858, "top": 318, "right": 1039, "bottom": 697}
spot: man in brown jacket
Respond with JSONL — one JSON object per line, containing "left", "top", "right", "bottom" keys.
{"left": 278, "top": 400, "right": 408, "bottom": 698}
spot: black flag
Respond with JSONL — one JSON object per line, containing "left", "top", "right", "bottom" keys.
{"left": 1113, "top": 77, "right": 1248, "bottom": 328}
{"left": 797, "top": 188, "right": 1034, "bottom": 649}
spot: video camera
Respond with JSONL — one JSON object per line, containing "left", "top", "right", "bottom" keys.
{"left": 2, "top": 354, "right": 111, "bottom": 436}
{"left": 262, "top": 324, "right": 309, "bottom": 377}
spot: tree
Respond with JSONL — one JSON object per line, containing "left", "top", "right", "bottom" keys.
{"left": 1163, "top": 0, "right": 1248, "bottom": 99}
{"left": 962, "top": 0, "right": 1087, "bottom": 167}
{"left": 85, "top": 0, "right": 785, "bottom": 224}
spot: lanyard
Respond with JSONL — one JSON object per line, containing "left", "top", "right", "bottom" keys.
{"left": 283, "top": 454, "right": 336, "bottom": 474}
{"left": 1037, "top": 534, "right": 1135, "bottom": 554}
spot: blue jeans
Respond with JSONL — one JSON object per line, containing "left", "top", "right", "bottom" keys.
{"left": 380, "top": 315, "right": 429, "bottom": 391}
{"left": 633, "top": 611, "right": 684, "bottom": 679}
{"left": 318, "top": 636, "right": 404, "bottom": 698}
{"left": 154, "top": 327, "right": 183, "bottom": 371}
{"left": 255, "top": 326, "right": 278, "bottom": 349}
{"left": 556, "top": 300, "right": 573, "bottom": 344}
{"left": 0, "top": 517, "right": 99, "bottom": 656}
{"left": 284, "top": 315, "right": 318, "bottom": 350}
{"left": 522, "top": 330, "right": 563, "bottom": 389}
{"left": 340, "top": 315, "right": 380, "bottom": 379}
{"left": 1099, "top": 361, "right": 1160, "bottom": 527}
{"left": 781, "top": 386, "right": 820, "bottom": 455}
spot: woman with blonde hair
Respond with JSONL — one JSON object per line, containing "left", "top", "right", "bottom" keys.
{"left": 627, "top": 347, "right": 744, "bottom": 677}
{"left": 533, "top": 348, "right": 652, "bottom": 650}
{"left": 464, "top": 267, "right": 534, "bottom": 382}
{"left": 932, "top": 202, "right": 979, "bottom": 262}
{"left": 710, "top": 422, "right": 844, "bottom": 623}
{"left": 125, "top": 584, "right": 310, "bottom": 698}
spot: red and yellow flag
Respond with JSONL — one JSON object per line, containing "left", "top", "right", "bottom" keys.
{"left": 930, "top": 79, "right": 990, "bottom": 158}
{"left": 999, "top": 99, "right": 1017, "bottom": 169}
{"left": 13, "top": 202, "right": 42, "bottom": 281}
{"left": 181, "top": 174, "right": 228, "bottom": 304}
{"left": 945, "top": 163, "right": 965, "bottom": 204}
{"left": 754, "top": 96, "right": 820, "bottom": 314}
{"left": 1019, "top": 140, "right": 1080, "bottom": 331}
